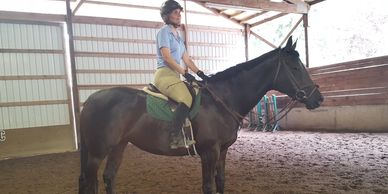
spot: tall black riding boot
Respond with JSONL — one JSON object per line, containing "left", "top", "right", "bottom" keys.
{"left": 169, "top": 103, "right": 195, "bottom": 149}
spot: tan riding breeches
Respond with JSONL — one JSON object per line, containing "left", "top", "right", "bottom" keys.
{"left": 154, "top": 67, "right": 193, "bottom": 108}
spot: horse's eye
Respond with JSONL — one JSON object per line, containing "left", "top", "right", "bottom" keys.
{"left": 292, "top": 67, "right": 299, "bottom": 71}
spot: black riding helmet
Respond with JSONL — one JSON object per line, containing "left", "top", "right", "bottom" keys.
{"left": 160, "top": 0, "right": 183, "bottom": 24}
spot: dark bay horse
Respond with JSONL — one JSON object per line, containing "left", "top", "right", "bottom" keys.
{"left": 78, "top": 37, "right": 324, "bottom": 194}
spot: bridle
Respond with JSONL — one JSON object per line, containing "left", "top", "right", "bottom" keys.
{"left": 261, "top": 50, "right": 319, "bottom": 124}
{"left": 196, "top": 49, "right": 319, "bottom": 127}
{"left": 273, "top": 50, "right": 319, "bottom": 102}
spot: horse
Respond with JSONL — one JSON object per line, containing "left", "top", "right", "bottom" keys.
{"left": 78, "top": 36, "right": 324, "bottom": 194}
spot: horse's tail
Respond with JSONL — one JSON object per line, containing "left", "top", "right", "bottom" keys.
{"left": 78, "top": 121, "right": 88, "bottom": 194}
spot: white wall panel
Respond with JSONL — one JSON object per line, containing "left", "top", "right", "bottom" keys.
{"left": 0, "top": 53, "right": 65, "bottom": 75}
{"left": 0, "top": 80, "right": 67, "bottom": 102}
{"left": 187, "top": 30, "right": 244, "bottom": 73}
{"left": 0, "top": 22, "right": 69, "bottom": 130}
{"left": 74, "top": 22, "right": 156, "bottom": 92}
{"left": 73, "top": 22, "right": 244, "bottom": 104}
{"left": 0, "top": 23, "right": 62, "bottom": 50}
{"left": 0, "top": 105, "right": 69, "bottom": 129}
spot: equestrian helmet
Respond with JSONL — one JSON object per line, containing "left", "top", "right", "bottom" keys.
{"left": 160, "top": 0, "right": 183, "bottom": 24}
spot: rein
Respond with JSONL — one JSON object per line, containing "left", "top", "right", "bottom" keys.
{"left": 196, "top": 81, "right": 247, "bottom": 125}
{"left": 197, "top": 81, "right": 296, "bottom": 128}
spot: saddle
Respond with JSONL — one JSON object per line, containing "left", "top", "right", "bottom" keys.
{"left": 144, "top": 83, "right": 198, "bottom": 108}
{"left": 143, "top": 83, "right": 200, "bottom": 153}
{"left": 142, "top": 83, "right": 201, "bottom": 122}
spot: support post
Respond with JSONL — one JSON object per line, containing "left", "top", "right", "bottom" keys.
{"left": 303, "top": 13, "right": 310, "bottom": 67}
{"left": 183, "top": 0, "right": 190, "bottom": 73}
{"left": 244, "top": 24, "right": 255, "bottom": 128}
{"left": 244, "top": 23, "right": 250, "bottom": 61}
{"left": 66, "top": 0, "right": 81, "bottom": 148}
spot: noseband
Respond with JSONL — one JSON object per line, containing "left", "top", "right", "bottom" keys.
{"left": 273, "top": 51, "right": 318, "bottom": 102}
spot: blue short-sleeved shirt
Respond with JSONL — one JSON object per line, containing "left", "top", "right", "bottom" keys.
{"left": 156, "top": 25, "right": 186, "bottom": 69}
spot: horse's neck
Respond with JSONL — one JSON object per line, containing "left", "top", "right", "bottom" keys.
{"left": 210, "top": 58, "right": 276, "bottom": 117}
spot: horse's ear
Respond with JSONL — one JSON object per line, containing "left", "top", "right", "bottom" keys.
{"left": 291, "top": 39, "right": 298, "bottom": 50}
{"left": 285, "top": 36, "right": 293, "bottom": 49}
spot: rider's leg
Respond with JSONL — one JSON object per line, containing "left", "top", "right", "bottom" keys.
{"left": 154, "top": 67, "right": 195, "bottom": 149}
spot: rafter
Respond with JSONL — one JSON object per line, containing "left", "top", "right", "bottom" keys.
{"left": 72, "top": 0, "right": 86, "bottom": 15}
{"left": 84, "top": 0, "right": 213, "bottom": 16}
{"left": 250, "top": 13, "right": 288, "bottom": 28}
{"left": 239, "top": 11, "right": 268, "bottom": 24}
{"left": 308, "top": 0, "right": 326, "bottom": 5}
{"left": 278, "top": 15, "right": 303, "bottom": 47}
{"left": 190, "top": 0, "right": 309, "bottom": 14}
{"left": 229, "top": 11, "right": 244, "bottom": 18}
{"left": 286, "top": 0, "right": 309, "bottom": 7}
{"left": 194, "top": 2, "right": 243, "bottom": 27}
{"left": 250, "top": 31, "right": 277, "bottom": 49}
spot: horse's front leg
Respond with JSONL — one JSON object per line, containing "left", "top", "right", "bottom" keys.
{"left": 200, "top": 146, "right": 220, "bottom": 194}
{"left": 215, "top": 149, "right": 228, "bottom": 194}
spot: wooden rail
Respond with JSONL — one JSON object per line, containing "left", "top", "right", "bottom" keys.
{"left": 274, "top": 55, "right": 388, "bottom": 107}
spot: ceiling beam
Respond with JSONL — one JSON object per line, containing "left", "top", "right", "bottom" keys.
{"left": 278, "top": 15, "right": 303, "bottom": 47}
{"left": 72, "top": 0, "right": 86, "bottom": 15}
{"left": 229, "top": 11, "right": 244, "bottom": 18}
{"left": 190, "top": 0, "right": 309, "bottom": 14}
{"left": 84, "top": 0, "right": 213, "bottom": 16}
{"left": 285, "top": 0, "right": 310, "bottom": 9}
{"left": 239, "top": 11, "right": 268, "bottom": 24}
{"left": 250, "top": 13, "right": 288, "bottom": 28}
{"left": 250, "top": 31, "right": 277, "bottom": 49}
{"left": 0, "top": 11, "right": 65, "bottom": 22}
{"left": 194, "top": 2, "right": 244, "bottom": 27}
{"left": 308, "top": 0, "right": 326, "bottom": 5}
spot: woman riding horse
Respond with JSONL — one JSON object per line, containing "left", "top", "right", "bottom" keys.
{"left": 155, "top": 0, "right": 209, "bottom": 149}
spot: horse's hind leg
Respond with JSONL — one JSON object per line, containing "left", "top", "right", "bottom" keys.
{"left": 103, "top": 141, "right": 128, "bottom": 194}
{"left": 83, "top": 154, "right": 104, "bottom": 194}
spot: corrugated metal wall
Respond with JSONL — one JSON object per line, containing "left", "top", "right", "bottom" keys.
{"left": 73, "top": 23, "right": 157, "bottom": 103}
{"left": 0, "top": 20, "right": 75, "bottom": 159}
{"left": 0, "top": 16, "right": 244, "bottom": 159}
{"left": 73, "top": 19, "right": 244, "bottom": 104}
{"left": 188, "top": 29, "right": 245, "bottom": 74}
{"left": 0, "top": 21, "right": 70, "bottom": 129}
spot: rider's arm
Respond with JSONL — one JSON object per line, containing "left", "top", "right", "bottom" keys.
{"left": 182, "top": 52, "right": 200, "bottom": 74}
{"left": 160, "top": 47, "right": 186, "bottom": 75}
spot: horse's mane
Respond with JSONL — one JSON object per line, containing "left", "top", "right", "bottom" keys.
{"left": 207, "top": 48, "right": 280, "bottom": 82}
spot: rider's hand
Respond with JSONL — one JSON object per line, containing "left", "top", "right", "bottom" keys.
{"left": 183, "top": 73, "right": 196, "bottom": 83}
{"left": 196, "top": 70, "right": 210, "bottom": 81}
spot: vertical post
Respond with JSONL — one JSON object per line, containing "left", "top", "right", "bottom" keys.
{"left": 66, "top": 0, "right": 81, "bottom": 148}
{"left": 272, "top": 94, "right": 279, "bottom": 132}
{"left": 182, "top": 0, "right": 190, "bottom": 73}
{"left": 256, "top": 100, "right": 263, "bottom": 131}
{"left": 263, "top": 95, "right": 269, "bottom": 132}
{"left": 244, "top": 24, "right": 250, "bottom": 61}
{"left": 303, "top": 13, "right": 310, "bottom": 68}
{"left": 244, "top": 24, "right": 253, "bottom": 128}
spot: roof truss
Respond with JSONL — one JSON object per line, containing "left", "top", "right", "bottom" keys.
{"left": 190, "top": 0, "right": 310, "bottom": 14}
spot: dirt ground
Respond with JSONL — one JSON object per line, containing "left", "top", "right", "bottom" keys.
{"left": 1, "top": 130, "right": 387, "bottom": 194}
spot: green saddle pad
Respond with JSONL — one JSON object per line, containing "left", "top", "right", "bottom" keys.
{"left": 146, "top": 92, "right": 201, "bottom": 122}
